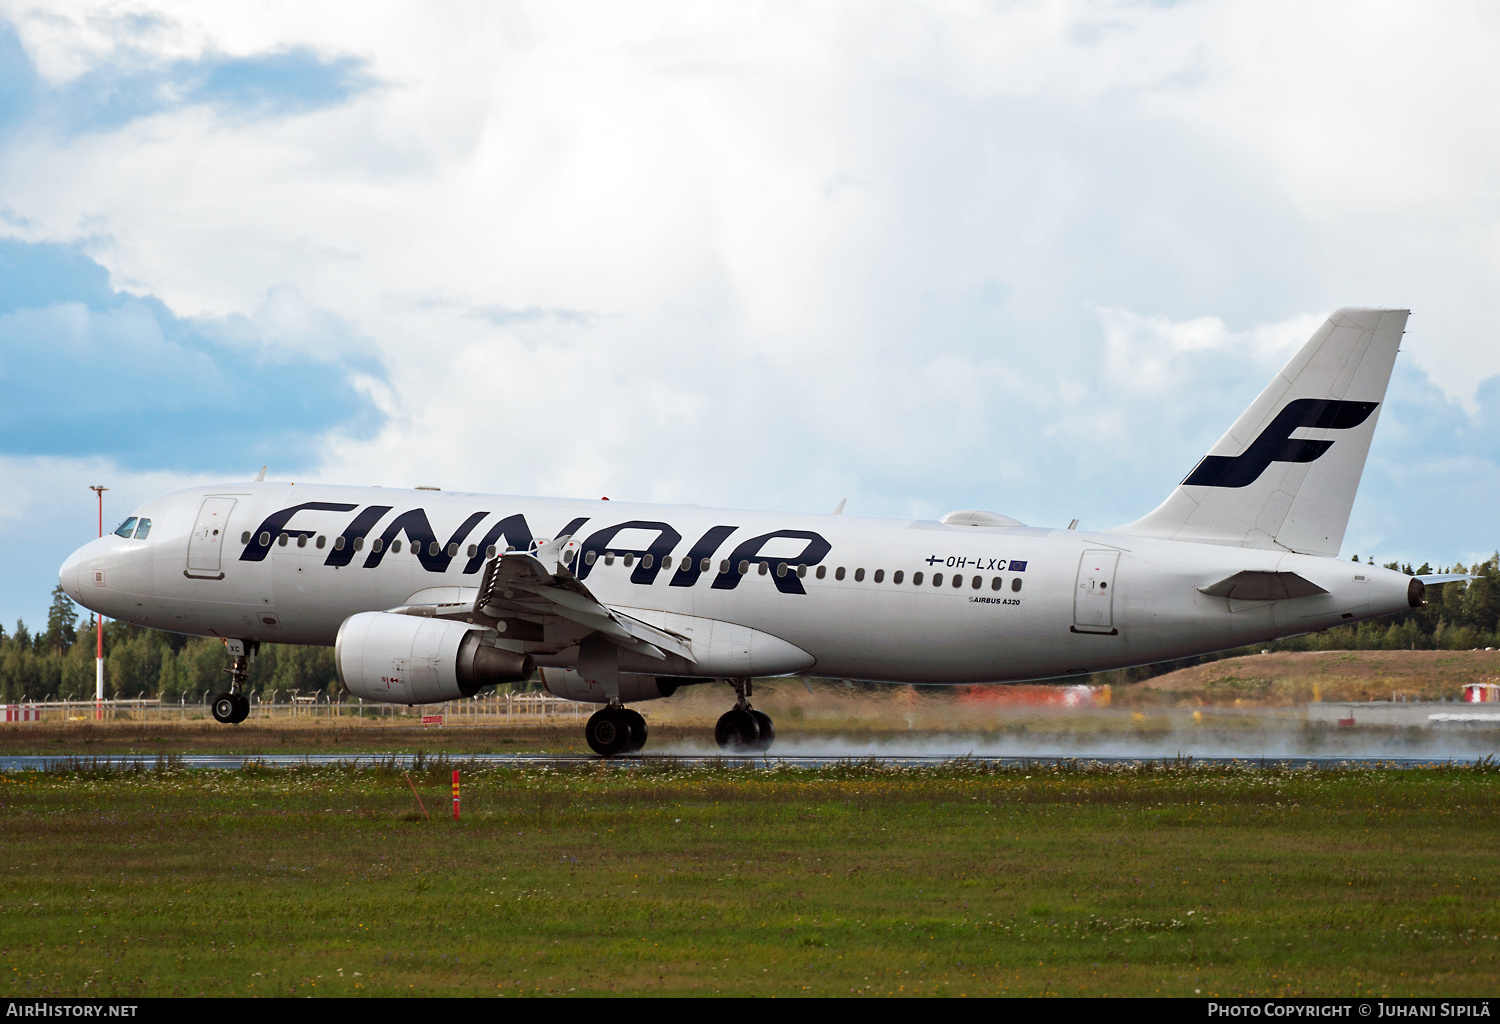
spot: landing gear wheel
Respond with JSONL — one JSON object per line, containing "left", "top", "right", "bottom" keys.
{"left": 715, "top": 708, "right": 761, "bottom": 751}
{"left": 620, "top": 709, "right": 647, "bottom": 753}
{"left": 230, "top": 694, "right": 251, "bottom": 724}
{"left": 748, "top": 709, "right": 775, "bottom": 751}
{"left": 586, "top": 707, "right": 632, "bottom": 757}
{"left": 211, "top": 692, "right": 238, "bottom": 724}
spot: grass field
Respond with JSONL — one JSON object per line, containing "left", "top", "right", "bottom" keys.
{"left": 2, "top": 758, "right": 1499, "bottom": 997}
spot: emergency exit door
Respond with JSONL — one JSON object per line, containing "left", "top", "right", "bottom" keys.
{"left": 186, "top": 497, "right": 237, "bottom": 578}
{"left": 1072, "top": 549, "right": 1120, "bottom": 635}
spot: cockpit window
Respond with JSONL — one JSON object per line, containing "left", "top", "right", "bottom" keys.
{"left": 134, "top": 518, "right": 152, "bottom": 540}
{"left": 114, "top": 517, "right": 138, "bottom": 538}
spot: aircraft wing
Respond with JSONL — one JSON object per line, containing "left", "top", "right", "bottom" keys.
{"left": 1198, "top": 570, "right": 1328, "bottom": 601}
{"left": 392, "top": 536, "right": 695, "bottom": 663}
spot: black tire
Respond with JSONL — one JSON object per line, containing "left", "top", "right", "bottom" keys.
{"left": 748, "top": 709, "right": 775, "bottom": 751}
{"left": 230, "top": 694, "right": 251, "bottom": 724}
{"left": 714, "top": 708, "right": 760, "bottom": 751}
{"left": 620, "top": 709, "right": 647, "bottom": 752}
{"left": 586, "top": 708, "right": 631, "bottom": 757}
{"left": 211, "top": 692, "right": 237, "bottom": 724}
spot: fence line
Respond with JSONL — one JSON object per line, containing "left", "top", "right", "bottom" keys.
{"left": 0, "top": 693, "right": 599, "bottom": 725}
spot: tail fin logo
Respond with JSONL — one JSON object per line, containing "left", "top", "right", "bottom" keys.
{"left": 1182, "top": 399, "right": 1378, "bottom": 489}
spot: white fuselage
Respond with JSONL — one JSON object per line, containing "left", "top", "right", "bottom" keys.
{"left": 58, "top": 482, "right": 1413, "bottom": 687}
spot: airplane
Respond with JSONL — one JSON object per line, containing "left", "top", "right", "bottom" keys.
{"left": 59, "top": 307, "right": 1463, "bottom": 755}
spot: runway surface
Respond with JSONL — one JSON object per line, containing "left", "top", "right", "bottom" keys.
{"left": 0, "top": 752, "right": 1491, "bottom": 771}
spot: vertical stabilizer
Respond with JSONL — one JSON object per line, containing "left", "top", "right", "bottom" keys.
{"left": 1110, "top": 307, "right": 1407, "bottom": 556}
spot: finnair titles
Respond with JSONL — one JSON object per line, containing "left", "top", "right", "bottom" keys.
{"left": 62, "top": 308, "right": 1457, "bottom": 755}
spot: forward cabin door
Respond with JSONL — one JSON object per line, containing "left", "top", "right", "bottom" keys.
{"left": 1072, "top": 549, "right": 1120, "bottom": 635}
{"left": 186, "top": 497, "right": 237, "bottom": 579}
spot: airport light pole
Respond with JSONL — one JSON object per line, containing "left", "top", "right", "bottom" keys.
{"left": 89, "top": 485, "right": 107, "bottom": 720}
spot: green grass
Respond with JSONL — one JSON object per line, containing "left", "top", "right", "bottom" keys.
{"left": 2, "top": 758, "right": 1499, "bottom": 997}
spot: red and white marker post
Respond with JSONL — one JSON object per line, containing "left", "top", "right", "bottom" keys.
{"left": 452, "top": 770, "right": 460, "bottom": 820}
{"left": 89, "top": 485, "right": 107, "bottom": 721}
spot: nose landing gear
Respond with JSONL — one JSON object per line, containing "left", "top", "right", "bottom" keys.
{"left": 586, "top": 704, "right": 648, "bottom": 757}
{"left": 715, "top": 679, "right": 774, "bottom": 752}
{"left": 211, "top": 639, "right": 255, "bottom": 725}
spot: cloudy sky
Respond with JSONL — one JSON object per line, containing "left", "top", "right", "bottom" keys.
{"left": 1, "top": 0, "right": 1498, "bottom": 629}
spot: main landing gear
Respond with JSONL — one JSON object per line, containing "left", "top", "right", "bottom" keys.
{"left": 715, "top": 679, "right": 774, "bottom": 752}
{"left": 211, "top": 639, "right": 255, "bottom": 725}
{"left": 586, "top": 704, "right": 648, "bottom": 757}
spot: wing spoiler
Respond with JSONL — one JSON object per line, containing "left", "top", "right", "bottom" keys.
{"left": 387, "top": 534, "right": 695, "bottom": 662}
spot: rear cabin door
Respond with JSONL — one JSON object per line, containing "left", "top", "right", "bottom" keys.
{"left": 186, "top": 497, "right": 237, "bottom": 578}
{"left": 1072, "top": 549, "right": 1120, "bottom": 635}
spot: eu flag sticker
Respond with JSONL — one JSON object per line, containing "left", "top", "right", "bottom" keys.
{"left": 1008, "top": 560, "right": 1027, "bottom": 572}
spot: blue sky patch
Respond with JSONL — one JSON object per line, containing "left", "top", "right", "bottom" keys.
{"left": 0, "top": 18, "right": 377, "bottom": 137}
{"left": 0, "top": 239, "right": 384, "bottom": 472}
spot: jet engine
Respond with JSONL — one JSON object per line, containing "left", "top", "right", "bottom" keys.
{"left": 335, "top": 611, "right": 533, "bottom": 705}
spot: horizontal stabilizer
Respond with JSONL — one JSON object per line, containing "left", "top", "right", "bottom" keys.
{"left": 1199, "top": 570, "right": 1328, "bottom": 601}
{"left": 1415, "top": 573, "right": 1474, "bottom": 587}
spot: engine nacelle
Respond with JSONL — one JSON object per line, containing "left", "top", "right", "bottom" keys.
{"left": 336, "top": 611, "right": 534, "bottom": 705}
{"left": 539, "top": 668, "right": 706, "bottom": 703}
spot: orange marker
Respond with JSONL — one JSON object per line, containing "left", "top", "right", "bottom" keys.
{"left": 452, "top": 769, "right": 460, "bottom": 820}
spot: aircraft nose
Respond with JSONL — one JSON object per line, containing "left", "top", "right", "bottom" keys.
{"left": 59, "top": 539, "right": 101, "bottom": 605}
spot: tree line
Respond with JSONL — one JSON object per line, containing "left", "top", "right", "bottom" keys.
{"left": 0, "top": 553, "right": 1496, "bottom": 703}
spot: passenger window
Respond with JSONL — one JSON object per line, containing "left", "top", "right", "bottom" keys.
{"left": 703, "top": 558, "right": 714, "bottom": 573}
{"left": 487, "top": 545, "right": 497, "bottom": 558}
{"left": 835, "top": 567, "right": 846, "bottom": 581}
{"left": 721, "top": 559, "right": 730, "bottom": 573}
{"left": 316, "top": 535, "right": 326, "bottom": 549}
{"left": 372, "top": 538, "right": 383, "bottom": 553}
{"left": 913, "top": 571, "right": 923, "bottom": 586}
{"left": 1012, "top": 578, "right": 1023, "bottom": 592}
{"left": 260, "top": 531, "right": 271, "bottom": 546}
{"left": 952, "top": 575, "right": 963, "bottom": 589}
{"left": 429, "top": 541, "right": 440, "bottom": 556}
{"left": 643, "top": 554, "right": 654, "bottom": 569}
{"left": 391, "top": 540, "right": 402, "bottom": 553}
{"left": 586, "top": 551, "right": 597, "bottom": 565}
{"left": 114, "top": 518, "right": 138, "bottom": 538}
{"left": 661, "top": 555, "right": 671, "bottom": 569}
{"left": 816, "top": 565, "right": 827, "bottom": 579}
{"left": 354, "top": 537, "right": 364, "bottom": 551}
{"left": 241, "top": 532, "right": 250, "bottom": 544}
{"left": 738, "top": 560, "right": 749, "bottom": 575}
{"left": 992, "top": 577, "right": 1002, "bottom": 591}
{"left": 874, "top": 569, "right": 884, "bottom": 583}
{"left": 854, "top": 568, "right": 865, "bottom": 582}
{"left": 971, "top": 575, "right": 981, "bottom": 589}
{"left": 758, "top": 561, "right": 768, "bottom": 575}
{"left": 797, "top": 564, "right": 807, "bottom": 578}
{"left": 447, "top": 543, "right": 458, "bottom": 557}
{"left": 278, "top": 533, "right": 289, "bottom": 547}
{"left": 134, "top": 519, "right": 151, "bottom": 540}
{"left": 467, "top": 544, "right": 476, "bottom": 558}
{"left": 623, "top": 554, "right": 635, "bottom": 567}
{"left": 297, "top": 535, "right": 307, "bottom": 548}
{"left": 893, "top": 570, "right": 903, "bottom": 584}
{"left": 335, "top": 536, "right": 346, "bottom": 551}
{"left": 933, "top": 573, "right": 943, "bottom": 586}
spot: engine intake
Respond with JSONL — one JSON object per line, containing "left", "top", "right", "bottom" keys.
{"left": 336, "top": 611, "right": 533, "bottom": 705}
